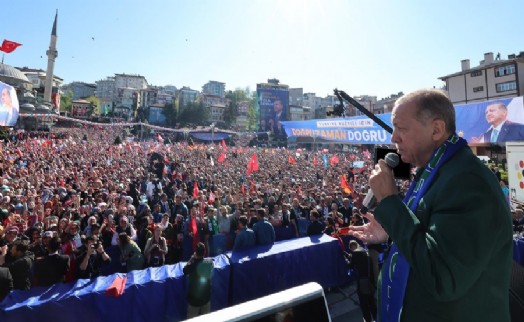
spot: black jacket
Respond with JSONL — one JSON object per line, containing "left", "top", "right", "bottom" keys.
{"left": 6, "top": 251, "right": 34, "bottom": 290}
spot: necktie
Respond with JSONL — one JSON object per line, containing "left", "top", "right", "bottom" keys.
{"left": 491, "top": 129, "right": 499, "bottom": 142}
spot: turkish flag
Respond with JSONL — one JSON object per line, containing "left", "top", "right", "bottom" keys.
{"left": 341, "top": 174, "right": 352, "bottom": 194}
{"left": 313, "top": 156, "right": 319, "bottom": 166}
{"left": 193, "top": 181, "right": 199, "bottom": 198}
{"left": 218, "top": 152, "right": 226, "bottom": 163}
{"left": 330, "top": 154, "right": 339, "bottom": 165}
{"left": 0, "top": 40, "right": 22, "bottom": 53}
{"left": 288, "top": 155, "right": 297, "bottom": 164}
{"left": 221, "top": 139, "right": 227, "bottom": 149}
{"left": 246, "top": 153, "right": 259, "bottom": 175}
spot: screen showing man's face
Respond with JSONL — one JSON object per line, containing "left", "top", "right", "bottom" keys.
{"left": 273, "top": 100, "right": 283, "bottom": 114}
{"left": 485, "top": 103, "right": 507, "bottom": 127}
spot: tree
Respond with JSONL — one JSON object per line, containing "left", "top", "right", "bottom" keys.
{"left": 247, "top": 91, "right": 258, "bottom": 131}
{"left": 177, "top": 101, "right": 209, "bottom": 126}
{"left": 85, "top": 95, "right": 100, "bottom": 115}
{"left": 162, "top": 101, "right": 177, "bottom": 127}
{"left": 224, "top": 89, "right": 248, "bottom": 128}
{"left": 60, "top": 91, "right": 73, "bottom": 113}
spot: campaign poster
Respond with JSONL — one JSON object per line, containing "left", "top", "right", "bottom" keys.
{"left": 455, "top": 97, "right": 524, "bottom": 143}
{"left": 282, "top": 96, "right": 524, "bottom": 145}
{"left": 257, "top": 87, "right": 289, "bottom": 136}
{"left": 0, "top": 81, "right": 19, "bottom": 126}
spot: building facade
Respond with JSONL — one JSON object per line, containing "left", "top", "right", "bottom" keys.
{"left": 61, "top": 82, "right": 96, "bottom": 100}
{"left": 439, "top": 51, "right": 524, "bottom": 104}
{"left": 177, "top": 86, "right": 199, "bottom": 111}
{"left": 18, "top": 67, "right": 63, "bottom": 103}
{"left": 202, "top": 81, "right": 225, "bottom": 97}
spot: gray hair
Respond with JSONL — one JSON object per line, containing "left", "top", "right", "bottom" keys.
{"left": 396, "top": 89, "right": 456, "bottom": 134}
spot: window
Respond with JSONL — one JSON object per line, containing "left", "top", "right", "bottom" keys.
{"left": 496, "top": 81, "right": 517, "bottom": 93}
{"left": 471, "top": 70, "right": 482, "bottom": 77}
{"left": 473, "top": 86, "right": 484, "bottom": 93}
{"left": 495, "top": 64, "right": 515, "bottom": 77}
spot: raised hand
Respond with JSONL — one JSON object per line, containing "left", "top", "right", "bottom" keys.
{"left": 342, "top": 211, "right": 388, "bottom": 244}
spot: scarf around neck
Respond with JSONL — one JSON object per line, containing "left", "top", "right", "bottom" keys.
{"left": 378, "top": 133, "right": 467, "bottom": 322}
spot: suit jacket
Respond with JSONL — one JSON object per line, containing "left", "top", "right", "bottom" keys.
{"left": 481, "top": 120, "right": 524, "bottom": 143}
{"left": 34, "top": 253, "right": 70, "bottom": 287}
{"left": 375, "top": 145, "right": 512, "bottom": 322}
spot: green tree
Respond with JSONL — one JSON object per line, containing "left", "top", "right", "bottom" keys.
{"left": 85, "top": 95, "right": 100, "bottom": 115}
{"left": 247, "top": 91, "right": 258, "bottom": 130}
{"left": 177, "top": 101, "right": 209, "bottom": 126}
{"left": 60, "top": 91, "right": 73, "bottom": 113}
{"left": 162, "top": 101, "right": 177, "bottom": 127}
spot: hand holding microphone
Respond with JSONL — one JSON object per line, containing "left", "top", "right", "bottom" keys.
{"left": 360, "top": 153, "right": 399, "bottom": 213}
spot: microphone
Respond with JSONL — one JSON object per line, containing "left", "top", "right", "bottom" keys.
{"left": 360, "top": 152, "right": 399, "bottom": 213}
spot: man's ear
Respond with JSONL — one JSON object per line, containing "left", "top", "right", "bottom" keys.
{"left": 432, "top": 119, "right": 448, "bottom": 141}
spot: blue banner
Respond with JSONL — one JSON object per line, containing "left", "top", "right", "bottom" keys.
{"left": 281, "top": 114, "right": 393, "bottom": 144}
{"left": 281, "top": 97, "right": 524, "bottom": 144}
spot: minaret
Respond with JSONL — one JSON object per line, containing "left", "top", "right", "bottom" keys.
{"left": 43, "top": 10, "right": 58, "bottom": 105}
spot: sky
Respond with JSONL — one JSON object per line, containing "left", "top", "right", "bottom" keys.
{"left": 2, "top": 0, "right": 524, "bottom": 100}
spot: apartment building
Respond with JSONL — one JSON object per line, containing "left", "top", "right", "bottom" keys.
{"left": 439, "top": 51, "right": 524, "bottom": 104}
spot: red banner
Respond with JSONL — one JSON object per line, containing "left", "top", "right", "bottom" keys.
{"left": 0, "top": 39, "right": 22, "bottom": 53}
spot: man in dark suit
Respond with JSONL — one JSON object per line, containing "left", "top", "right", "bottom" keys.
{"left": 347, "top": 89, "right": 512, "bottom": 322}
{"left": 0, "top": 267, "right": 13, "bottom": 301}
{"left": 272, "top": 98, "right": 285, "bottom": 136}
{"left": 480, "top": 102, "right": 524, "bottom": 143}
{"left": 33, "top": 236, "right": 70, "bottom": 287}
{"left": 5, "top": 239, "right": 34, "bottom": 290}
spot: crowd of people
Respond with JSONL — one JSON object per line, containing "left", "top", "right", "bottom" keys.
{"left": 0, "top": 124, "right": 386, "bottom": 300}
{"left": 0, "top": 94, "right": 514, "bottom": 321}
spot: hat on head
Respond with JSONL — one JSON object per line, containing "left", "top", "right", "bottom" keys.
{"left": 43, "top": 230, "right": 54, "bottom": 238}
{"left": 8, "top": 226, "right": 19, "bottom": 233}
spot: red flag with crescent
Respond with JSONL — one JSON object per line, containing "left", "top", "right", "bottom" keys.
{"left": 0, "top": 40, "right": 22, "bottom": 53}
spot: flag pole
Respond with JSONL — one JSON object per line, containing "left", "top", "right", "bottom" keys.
{"left": 1, "top": 54, "right": 4, "bottom": 64}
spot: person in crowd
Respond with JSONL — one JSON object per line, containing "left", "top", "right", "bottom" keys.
{"left": 232, "top": 215, "right": 255, "bottom": 251}
{"left": 112, "top": 216, "right": 137, "bottom": 246}
{"left": 183, "top": 242, "right": 213, "bottom": 319}
{"left": 118, "top": 232, "right": 144, "bottom": 273}
{"left": 306, "top": 210, "right": 324, "bottom": 236}
{"left": 347, "top": 89, "right": 513, "bottom": 322}
{"left": 252, "top": 208, "right": 275, "bottom": 246}
{"left": 76, "top": 235, "right": 111, "bottom": 279}
{"left": 33, "top": 236, "right": 70, "bottom": 287}
{"left": 4, "top": 239, "right": 34, "bottom": 290}
{"left": 28, "top": 228, "right": 46, "bottom": 258}
{"left": 171, "top": 194, "right": 189, "bottom": 222}
{"left": 0, "top": 266, "right": 13, "bottom": 301}
{"left": 144, "top": 224, "right": 168, "bottom": 267}
{"left": 348, "top": 240, "right": 377, "bottom": 322}
{"left": 323, "top": 217, "right": 336, "bottom": 236}
{"left": 339, "top": 198, "right": 353, "bottom": 227}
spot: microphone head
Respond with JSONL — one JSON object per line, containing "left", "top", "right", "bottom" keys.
{"left": 384, "top": 153, "right": 400, "bottom": 168}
